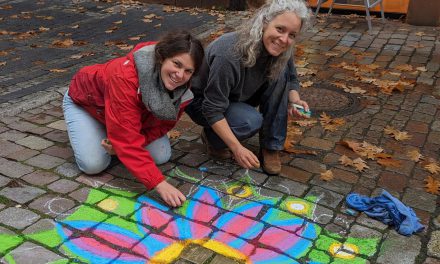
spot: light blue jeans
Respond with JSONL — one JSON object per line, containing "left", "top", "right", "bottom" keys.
{"left": 62, "top": 92, "right": 171, "bottom": 175}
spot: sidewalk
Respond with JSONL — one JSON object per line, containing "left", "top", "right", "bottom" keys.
{"left": 1, "top": 1, "right": 439, "bottom": 263}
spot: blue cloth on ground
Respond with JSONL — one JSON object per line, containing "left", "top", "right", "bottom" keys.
{"left": 346, "top": 190, "right": 424, "bottom": 236}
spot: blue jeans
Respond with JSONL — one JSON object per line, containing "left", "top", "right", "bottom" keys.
{"left": 185, "top": 77, "right": 289, "bottom": 150}
{"left": 63, "top": 92, "right": 171, "bottom": 174}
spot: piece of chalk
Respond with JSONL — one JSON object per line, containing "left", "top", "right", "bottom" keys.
{"left": 199, "top": 167, "right": 208, "bottom": 172}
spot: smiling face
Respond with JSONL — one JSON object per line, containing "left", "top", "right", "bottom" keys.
{"left": 160, "top": 53, "right": 195, "bottom": 91}
{"left": 262, "top": 11, "right": 302, "bottom": 57}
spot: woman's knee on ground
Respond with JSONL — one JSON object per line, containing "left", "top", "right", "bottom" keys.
{"left": 75, "top": 155, "right": 111, "bottom": 175}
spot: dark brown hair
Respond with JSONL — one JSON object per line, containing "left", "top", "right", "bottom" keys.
{"left": 155, "top": 30, "right": 204, "bottom": 74}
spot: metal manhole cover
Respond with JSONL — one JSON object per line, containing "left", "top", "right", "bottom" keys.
{"left": 300, "top": 84, "right": 363, "bottom": 117}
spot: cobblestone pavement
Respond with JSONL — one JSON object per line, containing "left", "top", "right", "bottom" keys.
{"left": 1, "top": 1, "right": 440, "bottom": 264}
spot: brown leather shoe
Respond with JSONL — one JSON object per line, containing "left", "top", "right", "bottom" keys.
{"left": 261, "top": 148, "right": 281, "bottom": 175}
{"left": 201, "top": 131, "right": 232, "bottom": 159}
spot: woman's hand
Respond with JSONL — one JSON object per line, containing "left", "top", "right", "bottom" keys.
{"left": 231, "top": 144, "right": 260, "bottom": 169}
{"left": 155, "top": 181, "right": 186, "bottom": 207}
{"left": 288, "top": 99, "right": 310, "bottom": 118}
{"left": 101, "top": 139, "right": 116, "bottom": 155}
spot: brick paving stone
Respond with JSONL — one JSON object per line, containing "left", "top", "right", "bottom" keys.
{"left": 424, "top": 257, "right": 440, "bottom": 264}
{"left": 209, "top": 254, "right": 240, "bottom": 264}
{"left": 377, "top": 172, "right": 407, "bottom": 192}
{"left": 263, "top": 176, "right": 308, "bottom": 196}
{"left": 305, "top": 186, "right": 344, "bottom": 208}
{"left": 0, "top": 242, "right": 65, "bottom": 264}
{"left": 428, "top": 231, "right": 440, "bottom": 258}
{"left": 104, "top": 178, "right": 145, "bottom": 194}
{"left": 28, "top": 194, "right": 76, "bottom": 217}
{"left": 75, "top": 173, "right": 114, "bottom": 188}
{"left": 47, "top": 120, "right": 67, "bottom": 131}
{"left": 311, "top": 204, "right": 334, "bottom": 225}
{"left": 178, "top": 153, "right": 210, "bottom": 167}
{"left": 201, "top": 160, "right": 240, "bottom": 177}
{"left": 47, "top": 179, "right": 80, "bottom": 194}
{"left": 0, "top": 139, "right": 26, "bottom": 157}
{"left": 24, "top": 154, "right": 65, "bottom": 169}
{"left": 23, "top": 218, "right": 57, "bottom": 234}
{"left": 180, "top": 244, "right": 215, "bottom": 263}
{"left": 0, "top": 207, "right": 40, "bottom": 229}
{"left": 300, "top": 137, "right": 334, "bottom": 150}
{"left": 55, "top": 162, "right": 81, "bottom": 178}
{"left": 173, "top": 140, "right": 206, "bottom": 154}
{"left": 0, "top": 184, "right": 46, "bottom": 204}
{"left": 6, "top": 148, "right": 39, "bottom": 161}
{"left": 25, "top": 113, "right": 58, "bottom": 125}
{"left": 169, "top": 165, "right": 205, "bottom": 183}
{"left": 310, "top": 177, "right": 352, "bottom": 195}
{"left": 0, "top": 157, "right": 34, "bottom": 178}
{"left": 376, "top": 231, "right": 421, "bottom": 264}
{"left": 432, "top": 120, "right": 440, "bottom": 132}
{"left": 232, "top": 168, "right": 267, "bottom": 185}
{"left": 21, "top": 170, "right": 60, "bottom": 186}
{"left": 15, "top": 135, "right": 54, "bottom": 150}
{"left": 290, "top": 158, "right": 326, "bottom": 174}
{"left": 43, "top": 130, "right": 69, "bottom": 143}
{"left": 280, "top": 165, "right": 312, "bottom": 183}
{"left": 331, "top": 168, "right": 359, "bottom": 184}
{"left": 402, "top": 188, "right": 437, "bottom": 213}
{"left": 0, "top": 174, "right": 11, "bottom": 187}
{"left": 8, "top": 121, "right": 39, "bottom": 132}
{"left": 42, "top": 145, "right": 73, "bottom": 159}
{"left": 0, "top": 130, "right": 27, "bottom": 141}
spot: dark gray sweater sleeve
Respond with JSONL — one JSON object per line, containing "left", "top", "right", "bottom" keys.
{"left": 201, "top": 54, "right": 240, "bottom": 126}
{"left": 286, "top": 58, "right": 300, "bottom": 91}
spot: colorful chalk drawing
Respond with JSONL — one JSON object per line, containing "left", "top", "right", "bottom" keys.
{"left": 0, "top": 168, "right": 380, "bottom": 263}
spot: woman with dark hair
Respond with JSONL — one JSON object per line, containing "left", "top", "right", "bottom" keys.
{"left": 63, "top": 31, "right": 204, "bottom": 207}
{"left": 186, "top": 0, "right": 311, "bottom": 175}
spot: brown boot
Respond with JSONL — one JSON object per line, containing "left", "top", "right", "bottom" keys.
{"left": 201, "top": 131, "right": 232, "bottom": 160}
{"left": 261, "top": 148, "right": 281, "bottom": 175}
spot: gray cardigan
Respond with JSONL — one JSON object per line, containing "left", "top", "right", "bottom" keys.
{"left": 191, "top": 32, "right": 300, "bottom": 126}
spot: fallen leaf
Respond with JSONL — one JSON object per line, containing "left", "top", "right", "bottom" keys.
{"left": 384, "top": 126, "right": 412, "bottom": 141}
{"left": 416, "top": 66, "right": 427, "bottom": 72}
{"left": 424, "top": 176, "right": 440, "bottom": 195}
{"left": 377, "top": 158, "right": 401, "bottom": 168}
{"left": 294, "top": 120, "right": 317, "bottom": 127}
{"left": 0, "top": 5, "right": 13, "bottom": 9}
{"left": 320, "top": 170, "right": 334, "bottom": 181}
{"left": 39, "top": 26, "right": 50, "bottom": 32}
{"left": 344, "top": 86, "right": 366, "bottom": 94}
{"left": 300, "top": 80, "right": 313, "bottom": 88}
{"left": 395, "top": 64, "right": 413, "bottom": 71}
{"left": 415, "top": 32, "right": 425, "bottom": 36}
{"left": 353, "top": 158, "right": 369, "bottom": 172}
{"left": 71, "top": 24, "right": 80, "bottom": 29}
{"left": 339, "top": 155, "right": 353, "bottom": 166}
{"left": 129, "top": 36, "right": 141, "bottom": 41}
{"left": 407, "top": 149, "right": 423, "bottom": 162}
{"left": 167, "top": 130, "right": 181, "bottom": 139}
{"left": 113, "top": 20, "right": 123, "bottom": 24}
{"left": 154, "top": 23, "right": 162, "bottom": 28}
{"left": 0, "top": 61, "right": 6, "bottom": 66}
{"left": 52, "top": 39, "right": 74, "bottom": 48}
{"left": 425, "top": 161, "right": 440, "bottom": 174}
{"left": 49, "top": 68, "right": 67, "bottom": 73}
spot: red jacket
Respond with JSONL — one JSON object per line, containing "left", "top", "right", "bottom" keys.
{"left": 68, "top": 42, "right": 190, "bottom": 189}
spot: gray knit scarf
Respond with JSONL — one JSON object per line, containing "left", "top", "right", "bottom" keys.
{"left": 133, "top": 45, "right": 188, "bottom": 121}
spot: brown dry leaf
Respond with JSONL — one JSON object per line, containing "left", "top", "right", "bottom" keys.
{"left": 142, "top": 18, "right": 153, "bottom": 23}
{"left": 320, "top": 170, "right": 334, "bottom": 181}
{"left": 344, "top": 86, "right": 366, "bottom": 94}
{"left": 0, "top": 51, "right": 8, "bottom": 56}
{"left": 339, "top": 155, "right": 353, "bottom": 166}
{"left": 71, "top": 24, "right": 80, "bottom": 29}
{"left": 154, "top": 23, "right": 162, "bottom": 28}
{"left": 395, "top": 64, "right": 413, "bottom": 71}
{"left": 407, "top": 149, "right": 423, "bottom": 162}
{"left": 295, "top": 60, "right": 308, "bottom": 68}
{"left": 330, "top": 22, "right": 342, "bottom": 29}
{"left": 425, "top": 161, "right": 440, "bottom": 174}
{"left": 36, "top": 15, "right": 54, "bottom": 20}
{"left": 167, "top": 130, "right": 181, "bottom": 139}
{"left": 0, "top": 5, "right": 13, "bottom": 9}
{"left": 52, "top": 39, "right": 74, "bottom": 48}
{"left": 415, "top": 31, "right": 425, "bottom": 36}
{"left": 49, "top": 68, "right": 67, "bottom": 73}
{"left": 353, "top": 158, "right": 369, "bottom": 172}
{"left": 377, "top": 158, "right": 402, "bottom": 168}
{"left": 319, "top": 112, "right": 332, "bottom": 124}
{"left": 0, "top": 61, "right": 6, "bottom": 66}
{"left": 39, "top": 26, "right": 50, "bottom": 32}
{"left": 129, "top": 36, "right": 141, "bottom": 41}
{"left": 416, "top": 66, "right": 427, "bottom": 72}
{"left": 424, "top": 176, "right": 440, "bottom": 195}
{"left": 70, "top": 52, "right": 94, "bottom": 59}
{"left": 331, "top": 81, "right": 348, "bottom": 89}
{"left": 294, "top": 120, "right": 317, "bottom": 127}
{"left": 324, "top": 51, "right": 339, "bottom": 57}
{"left": 300, "top": 81, "right": 313, "bottom": 88}
{"left": 384, "top": 126, "right": 412, "bottom": 141}
{"left": 297, "top": 68, "right": 317, "bottom": 77}
{"left": 113, "top": 20, "right": 123, "bottom": 24}
{"left": 105, "top": 26, "right": 118, "bottom": 33}
{"left": 332, "top": 118, "right": 345, "bottom": 126}
{"left": 374, "top": 153, "right": 393, "bottom": 159}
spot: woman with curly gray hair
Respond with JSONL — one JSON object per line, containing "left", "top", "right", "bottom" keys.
{"left": 186, "top": 0, "right": 312, "bottom": 174}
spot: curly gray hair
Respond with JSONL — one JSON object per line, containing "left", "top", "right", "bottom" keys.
{"left": 235, "top": 0, "right": 312, "bottom": 79}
